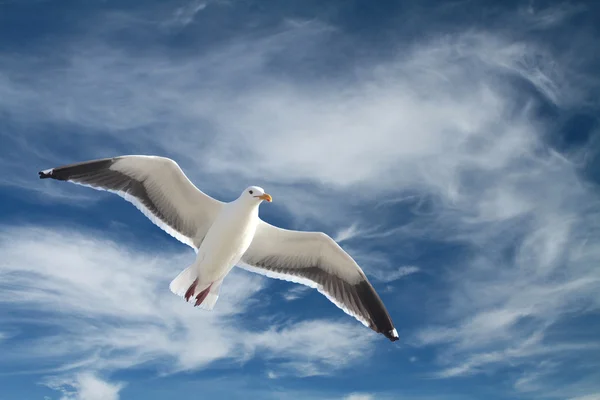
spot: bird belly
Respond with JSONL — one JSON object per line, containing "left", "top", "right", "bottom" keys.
{"left": 195, "top": 210, "right": 258, "bottom": 283}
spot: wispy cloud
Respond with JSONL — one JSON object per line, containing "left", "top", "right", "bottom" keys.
{"left": 1, "top": 23, "right": 593, "bottom": 202}
{"left": 569, "top": 395, "right": 600, "bottom": 400}
{"left": 247, "top": 319, "right": 374, "bottom": 377}
{"left": 431, "top": 332, "right": 599, "bottom": 379}
{"left": 334, "top": 223, "right": 362, "bottom": 243}
{"left": 519, "top": 1, "right": 586, "bottom": 29}
{"left": 376, "top": 266, "right": 420, "bottom": 283}
{"left": 282, "top": 285, "right": 312, "bottom": 301}
{"left": 0, "top": 225, "right": 377, "bottom": 394}
{"left": 344, "top": 394, "right": 374, "bottom": 400}
{"left": 45, "top": 373, "right": 124, "bottom": 400}
{"left": 164, "top": 0, "right": 210, "bottom": 29}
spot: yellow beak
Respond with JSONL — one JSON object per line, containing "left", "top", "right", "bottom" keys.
{"left": 257, "top": 193, "right": 272, "bottom": 202}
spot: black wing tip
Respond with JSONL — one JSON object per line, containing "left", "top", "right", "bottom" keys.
{"left": 38, "top": 158, "right": 117, "bottom": 181}
{"left": 354, "top": 280, "right": 399, "bottom": 342}
{"left": 39, "top": 169, "right": 53, "bottom": 179}
{"left": 384, "top": 328, "right": 400, "bottom": 342}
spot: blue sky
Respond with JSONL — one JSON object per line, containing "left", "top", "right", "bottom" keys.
{"left": 1, "top": 0, "right": 600, "bottom": 399}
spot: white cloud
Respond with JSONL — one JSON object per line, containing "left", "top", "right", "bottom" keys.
{"left": 247, "top": 320, "right": 375, "bottom": 377}
{"left": 282, "top": 285, "right": 312, "bottom": 301}
{"left": 569, "top": 395, "right": 600, "bottom": 400}
{"left": 0, "top": 18, "right": 592, "bottom": 235}
{"left": 344, "top": 394, "right": 374, "bottom": 400}
{"left": 428, "top": 330, "right": 600, "bottom": 380}
{"left": 513, "top": 360, "right": 559, "bottom": 393}
{"left": 334, "top": 223, "right": 362, "bottom": 243}
{"left": 0, "top": 26, "right": 587, "bottom": 203}
{"left": 380, "top": 266, "right": 420, "bottom": 283}
{"left": 0, "top": 225, "right": 376, "bottom": 387}
{"left": 166, "top": 0, "right": 208, "bottom": 28}
{"left": 266, "top": 371, "right": 278, "bottom": 379}
{"left": 519, "top": 2, "right": 586, "bottom": 29}
{"left": 46, "top": 373, "right": 124, "bottom": 400}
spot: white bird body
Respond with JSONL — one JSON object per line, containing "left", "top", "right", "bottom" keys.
{"left": 193, "top": 197, "right": 260, "bottom": 286}
{"left": 168, "top": 186, "right": 270, "bottom": 307}
{"left": 39, "top": 155, "right": 399, "bottom": 342}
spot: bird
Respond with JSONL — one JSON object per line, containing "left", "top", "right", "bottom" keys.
{"left": 38, "top": 155, "right": 399, "bottom": 342}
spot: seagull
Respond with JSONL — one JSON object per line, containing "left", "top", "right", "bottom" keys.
{"left": 39, "top": 155, "right": 399, "bottom": 342}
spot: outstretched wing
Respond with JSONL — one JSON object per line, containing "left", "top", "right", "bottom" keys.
{"left": 239, "top": 220, "right": 399, "bottom": 342}
{"left": 39, "top": 155, "right": 222, "bottom": 249}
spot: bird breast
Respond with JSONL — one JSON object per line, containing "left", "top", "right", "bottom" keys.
{"left": 195, "top": 204, "right": 260, "bottom": 280}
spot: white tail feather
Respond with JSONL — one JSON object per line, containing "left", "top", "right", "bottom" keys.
{"left": 196, "top": 278, "right": 223, "bottom": 311}
{"left": 169, "top": 265, "right": 223, "bottom": 310}
{"left": 169, "top": 264, "right": 198, "bottom": 297}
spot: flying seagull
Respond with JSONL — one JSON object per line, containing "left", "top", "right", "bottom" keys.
{"left": 39, "top": 155, "right": 399, "bottom": 342}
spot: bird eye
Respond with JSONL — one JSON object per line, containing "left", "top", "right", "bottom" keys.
{"left": 249, "top": 190, "right": 254, "bottom": 195}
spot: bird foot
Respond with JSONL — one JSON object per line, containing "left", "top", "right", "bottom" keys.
{"left": 194, "top": 283, "right": 213, "bottom": 307}
{"left": 184, "top": 278, "right": 198, "bottom": 302}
